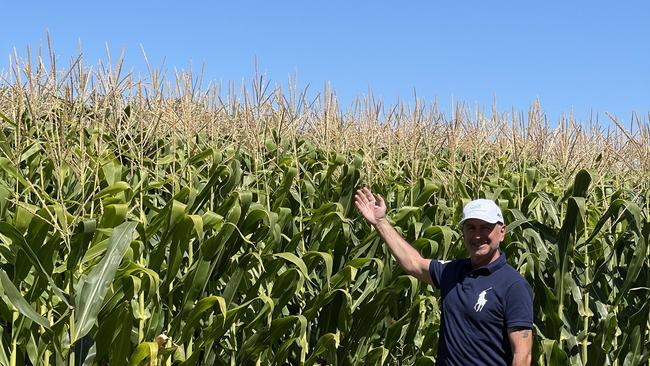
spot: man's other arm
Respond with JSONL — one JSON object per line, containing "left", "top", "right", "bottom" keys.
{"left": 508, "top": 327, "right": 532, "bottom": 366}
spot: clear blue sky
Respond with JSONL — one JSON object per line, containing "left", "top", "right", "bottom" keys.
{"left": 2, "top": 1, "right": 649, "bottom": 126}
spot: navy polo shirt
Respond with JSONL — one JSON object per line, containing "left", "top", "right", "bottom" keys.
{"left": 428, "top": 252, "right": 533, "bottom": 365}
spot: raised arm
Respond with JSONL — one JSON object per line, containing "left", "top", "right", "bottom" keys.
{"left": 354, "top": 187, "right": 432, "bottom": 285}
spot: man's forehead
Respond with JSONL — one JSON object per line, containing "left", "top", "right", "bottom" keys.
{"left": 463, "top": 218, "right": 497, "bottom": 227}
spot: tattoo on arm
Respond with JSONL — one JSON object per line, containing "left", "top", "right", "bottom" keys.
{"left": 509, "top": 327, "right": 532, "bottom": 339}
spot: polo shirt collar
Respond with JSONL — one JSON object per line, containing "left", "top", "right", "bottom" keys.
{"left": 466, "top": 250, "right": 507, "bottom": 275}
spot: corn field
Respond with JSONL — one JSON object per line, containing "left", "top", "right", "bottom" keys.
{"left": 0, "top": 50, "right": 648, "bottom": 365}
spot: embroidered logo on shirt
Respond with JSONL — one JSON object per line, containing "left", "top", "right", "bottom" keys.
{"left": 437, "top": 260, "right": 451, "bottom": 264}
{"left": 474, "top": 287, "right": 493, "bottom": 312}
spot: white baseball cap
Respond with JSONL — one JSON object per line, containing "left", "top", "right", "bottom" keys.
{"left": 460, "top": 199, "right": 504, "bottom": 225}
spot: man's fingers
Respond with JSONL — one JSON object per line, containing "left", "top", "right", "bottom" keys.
{"left": 357, "top": 188, "right": 373, "bottom": 205}
{"left": 355, "top": 189, "right": 369, "bottom": 205}
{"left": 362, "top": 187, "right": 377, "bottom": 204}
{"left": 357, "top": 187, "right": 385, "bottom": 209}
{"left": 362, "top": 186, "right": 373, "bottom": 198}
{"left": 355, "top": 191, "right": 373, "bottom": 211}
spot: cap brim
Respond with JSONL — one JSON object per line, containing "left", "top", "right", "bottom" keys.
{"left": 460, "top": 214, "right": 502, "bottom": 225}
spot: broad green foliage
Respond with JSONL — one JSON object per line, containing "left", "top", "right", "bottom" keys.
{"left": 0, "top": 108, "right": 647, "bottom": 366}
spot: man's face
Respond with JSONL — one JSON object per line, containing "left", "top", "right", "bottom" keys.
{"left": 462, "top": 218, "right": 506, "bottom": 266}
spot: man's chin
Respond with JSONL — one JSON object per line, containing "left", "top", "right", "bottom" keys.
{"left": 471, "top": 243, "right": 489, "bottom": 252}
{"left": 470, "top": 245, "right": 496, "bottom": 259}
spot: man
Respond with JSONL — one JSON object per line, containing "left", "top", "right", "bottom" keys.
{"left": 354, "top": 187, "right": 533, "bottom": 365}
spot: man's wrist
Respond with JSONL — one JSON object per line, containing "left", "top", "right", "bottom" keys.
{"left": 374, "top": 217, "right": 390, "bottom": 230}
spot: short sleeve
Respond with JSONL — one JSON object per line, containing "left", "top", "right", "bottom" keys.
{"left": 505, "top": 280, "right": 534, "bottom": 329}
{"left": 428, "top": 259, "right": 450, "bottom": 289}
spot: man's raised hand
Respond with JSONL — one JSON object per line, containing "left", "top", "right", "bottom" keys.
{"left": 354, "top": 187, "right": 386, "bottom": 226}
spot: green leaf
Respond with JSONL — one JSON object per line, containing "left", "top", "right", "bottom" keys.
{"left": 94, "top": 181, "right": 131, "bottom": 200}
{"left": 542, "top": 339, "right": 569, "bottom": 364}
{"left": 414, "top": 356, "right": 436, "bottom": 366}
{"left": 101, "top": 159, "right": 122, "bottom": 186}
{"left": 571, "top": 169, "right": 591, "bottom": 197}
{"left": 621, "top": 325, "right": 642, "bottom": 366}
{"left": 190, "top": 164, "right": 228, "bottom": 213}
{"left": 240, "top": 315, "right": 307, "bottom": 362}
{"left": 363, "top": 346, "right": 389, "bottom": 365}
{"left": 615, "top": 224, "right": 647, "bottom": 303}
{"left": 413, "top": 179, "right": 437, "bottom": 206}
{"left": 181, "top": 296, "right": 227, "bottom": 343}
{"left": 305, "top": 332, "right": 339, "bottom": 366}
{"left": 73, "top": 221, "right": 138, "bottom": 344}
{"left": 0, "top": 326, "right": 10, "bottom": 366}
{"left": 392, "top": 206, "right": 420, "bottom": 225}
{"left": 304, "top": 251, "right": 334, "bottom": 287}
{"left": 0, "top": 222, "right": 70, "bottom": 306}
{"left": 188, "top": 147, "right": 214, "bottom": 166}
{"left": 14, "top": 202, "right": 38, "bottom": 233}
{"left": 273, "top": 252, "right": 309, "bottom": 279}
{"left": 0, "top": 269, "right": 49, "bottom": 328}
{"left": 0, "top": 111, "right": 16, "bottom": 126}
{"left": 128, "top": 342, "right": 158, "bottom": 366}
{"left": 0, "top": 157, "right": 32, "bottom": 190}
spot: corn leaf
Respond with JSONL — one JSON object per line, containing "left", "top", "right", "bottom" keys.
{"left": 72, "top": 221, "right": 137, "bottom": 344}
